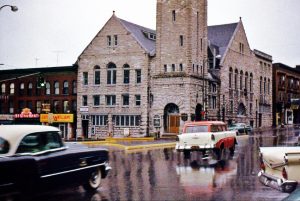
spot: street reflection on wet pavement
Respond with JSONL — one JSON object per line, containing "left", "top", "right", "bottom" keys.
{"left": 7, "top": 128, "right": 300, "bottom": 201}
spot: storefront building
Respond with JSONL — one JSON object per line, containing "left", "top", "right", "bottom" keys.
{"left": 0, "top": 66, "right": 77, "bottom": 139}
{"left": 273, "top": 63, "right": 300, "bottom": 126}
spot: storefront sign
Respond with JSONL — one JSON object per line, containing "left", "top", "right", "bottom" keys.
{"left": 0, "top": 114, "right": 14, "bottom": 121}
{"left": 42, "top": 103, "right": 51, "bottom": 112}
{"left": 40, "top": 114, "right": 74, "bottom": 123}
{"left": 80, "top": 107, "right": 89, "bottom": 112}
{"left": 14, "top": 108, "right": 39, "bottom": 118}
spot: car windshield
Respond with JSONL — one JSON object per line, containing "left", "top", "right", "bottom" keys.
{"left": 16, "top": 131, "right": 63, "bottom": 154}
{"left": 231, "top": 123, "right": 244, "bottom": 127}
{"left": 185, "top": 125, "right": 208, "bottom": 133}
{"left": 0, "top": 137, "right": 9, "bottom": 154}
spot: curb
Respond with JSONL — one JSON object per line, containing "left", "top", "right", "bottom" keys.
{"left": 79, "top": 141, "right": 176, "bottom": 151}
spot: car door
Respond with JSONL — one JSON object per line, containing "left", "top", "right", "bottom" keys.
{"left": 15, "top": 131, "right": 77, "bottom": 188}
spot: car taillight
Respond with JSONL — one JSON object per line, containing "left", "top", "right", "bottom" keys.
{"left": 282, "top": 167, "right": 288, "bottom": 180}
{"left": 260, "top": 161, "right": 265, "bottom": 172}
{"left": 260, "top": 154, "right": 265, "bottom": 171}
{"left": 211, "top": 134, "right": 215, "bottom": 141}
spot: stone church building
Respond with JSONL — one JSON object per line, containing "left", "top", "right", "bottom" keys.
{"left": 76, "top": 0, "right": 272, "bottom": 138}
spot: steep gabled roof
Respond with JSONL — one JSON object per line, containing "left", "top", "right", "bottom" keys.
{"left": 208, "top": 23, "right": 238, "bottom": 58}
{"left": 77, "top": 14, "right": 156, "bottom": 63}
{"left": 119, "top": 18, "right": 156, "bottom": 56}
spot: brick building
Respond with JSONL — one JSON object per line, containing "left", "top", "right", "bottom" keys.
{"left": 76, "top": 0, "right": 272, "bottom": 138}
{"left": 0, "top": 66, "right": 77, "bottom": 139}
{"left": 273, "top": 63, "right": 300, "bottom": 126}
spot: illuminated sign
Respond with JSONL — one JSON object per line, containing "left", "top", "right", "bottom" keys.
{"left": 14, "top": 108, "right": 39, "bottom": 119}
{"left": 42, "top": 103, "right": 51, "bottom": 112}
{"left": 0, "top": 115, "right": 14, "bottom": 121}
{"left": 40, "top": 114, "right": 74, "bottom": 123}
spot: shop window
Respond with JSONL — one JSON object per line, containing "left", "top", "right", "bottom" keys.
{"left": 1, "top": 83, "right": 5, "bottom": 94}
{"left": 106, "top": 95, "right": 116, "bottom": 106}
{"left": 63, "top": 81, "right": 69, "bottom": 95}
{"left": 93, "top": 95, "right": 100, "bottom": 106}
{"left": 122, "top": 94, "right": 129, "bottom": 106}
{"left": 28, "top": 83, "right": 33, "bottom": 96}
{"left": 63, "top": 101, "right": 69, "bottom": 113}
{"left": 36, "top": 101, "right": 42, "bottom": 113}
{"left": 46, "top": 82, "right": 51, "bottom": 95}
{"left": 72, "top": 80, "right": 77, "bottom": 94}
{"left": 54, "top": 81, "right": 60, "bottom": 95}
{"left": 82, "top": 95, "right": 88, "bottom": 106}
{"left": 136, "top": 69, "right": 141, "bottom": 83}
{"left": 19, "top": 83, "right": 25, "bottom": 96}
{"left": 83, "top": 72, "right": 88, "bottom": 85}
{"left": 135, "top": 95, "right": 141, "bottom": 106}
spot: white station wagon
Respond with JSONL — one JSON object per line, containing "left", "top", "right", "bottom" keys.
{"left": 258, "top": 146, "right": 300, "bottom": 193}
{"left": 175, "top": 121, "right": 237, "bottom": 158}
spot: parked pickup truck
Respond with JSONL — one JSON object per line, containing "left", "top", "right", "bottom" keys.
{"left": 175, "top": 121, "right": 237, "bottom": 158}
{"left": 258, "top": 147, "right": 300, "bottom": 193}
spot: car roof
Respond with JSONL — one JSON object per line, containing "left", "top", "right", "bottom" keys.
{"left": 0, "top": 125, "right": 60, "bottom": 156}
{"left": 184, "top": 121, "right": 226, "bottom": 126}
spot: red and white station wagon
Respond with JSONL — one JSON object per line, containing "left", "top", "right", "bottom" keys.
{"left": 175, "top": 121, "right": 237, "bottom": 158}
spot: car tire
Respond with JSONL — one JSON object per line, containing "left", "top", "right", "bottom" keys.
{"left": 214, "top": 148, "right": 222, "bottom": 160}
{"left": 229, "top": 144, "right": 235, "bottom": 156}
{"left": 83, "top": 168, "right": 102, "bottom": 191}
{"left": 183, "top": 150, "right": 191, "bottom": 158}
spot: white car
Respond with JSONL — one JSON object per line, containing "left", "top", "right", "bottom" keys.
{"left": 258, "top": 146, "right": 300, "bottom": 193}
{"left": 175, "top": 121, "right": 237, "bottom": 158}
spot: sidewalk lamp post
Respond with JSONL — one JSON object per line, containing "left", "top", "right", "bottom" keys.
{"left": 0, "top": 5, "right": 18, "bottom": 12}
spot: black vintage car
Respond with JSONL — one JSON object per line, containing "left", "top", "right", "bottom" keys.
{"left": 0, "top": 125, "right": 111, "bottom": 197}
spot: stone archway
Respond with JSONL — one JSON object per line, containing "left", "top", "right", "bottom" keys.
{"left": 164, "top": 103, "right": 180, "bottom": 133}
{"left": 237, "top": 103, "right": 246, "bottom": 116}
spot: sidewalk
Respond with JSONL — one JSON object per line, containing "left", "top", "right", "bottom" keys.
{"left": 78, "top": 137, "right": 177, "bottom": 151}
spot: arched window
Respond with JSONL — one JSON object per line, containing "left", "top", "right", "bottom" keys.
{"left": 45, "top": 82, "right": 51, "bottom": 95}
{"left": 123, "top": 64, "right": 130, "bottom": 84}
{"left": 72, "top": 80, "right": 77, "bottom": 94}
{"left": 268, "top": 79, "right": 270, "bottom": 94}
{"left": 28, "top": 82, "right": 33, "bottom": 95}
{"left": 63, "top": 81, "right": 69, "bottom": 95}
{"left": 94, "top": 65, "right": 100, "bottom": 85}
{"left": 229, "top": 67, "right": 233, "bottom": 88}
{"left": 245, "top": 72, "right": 248, "bottom": 93}
{"left": 9, "top": 83, "right": 15, "bottom": 95}
{"left": 237, "top": 103, "right": 246, "bottom": 116}
{"left": 107, "top": 62, "right": 117, "bottom": 84}
{"left": 264, "top": 77, "right": 266, "bottom": 94}
{"left": 19, "top": 83, "right": 25, "bottom": 95}
{"left": 1, "top": 83, "right": 5, "bottom": 94}
{"left": 260, "top": 77, "right": 263, "bottom": 94}
{"left": 234, "top": 69, "right": 238, "bottom": 90}
{"left": 250, "top": 73, "right": 253, "bottom": 92}
{"left": 240, "top": 71, "right": 243, "bottom": 91}
{"left": 54, "top": 81, "right": 60, "bottom": 95}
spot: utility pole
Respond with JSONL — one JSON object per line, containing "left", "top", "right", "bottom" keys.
{"left": 53, "top": 50, "right": 64, "bottom": 66}
{"left": 35, "top": 58, "right": 39, "bottom": 67}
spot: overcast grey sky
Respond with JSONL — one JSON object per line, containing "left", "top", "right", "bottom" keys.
{"left": 0, "top": 0, "right": 299, "bottom": 69}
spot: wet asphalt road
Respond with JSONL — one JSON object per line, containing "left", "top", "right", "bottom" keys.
{"left": 5, "top": 127, "right": 300, "bottom": 201}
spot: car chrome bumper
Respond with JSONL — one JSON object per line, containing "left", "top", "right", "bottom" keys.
{"left": 175, "top": 143, "right": 215, "bottom": 151}
{"left": 258, "top": 170, "right": 298, "bottom": 193}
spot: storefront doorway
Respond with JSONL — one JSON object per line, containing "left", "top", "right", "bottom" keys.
{"left": 164, "top": 103, "right": 180, "bottom": 134}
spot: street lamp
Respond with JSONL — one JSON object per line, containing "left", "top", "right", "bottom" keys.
{"left": 0, "top": 5, "right": 18, "bottom": 12}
